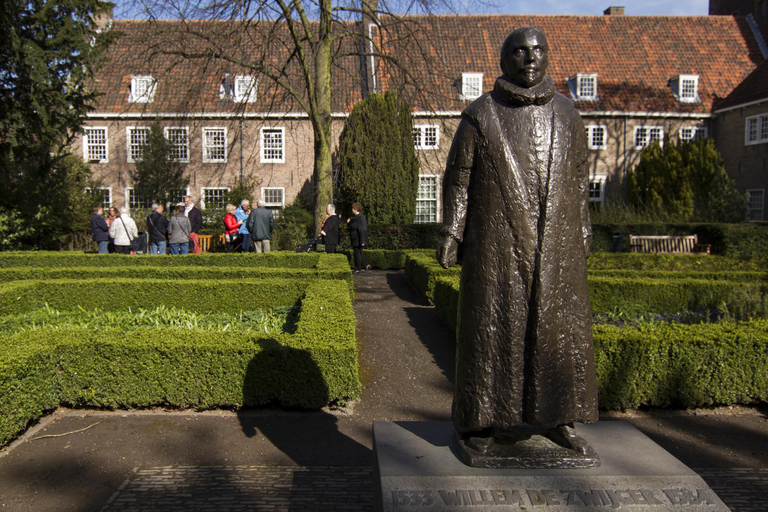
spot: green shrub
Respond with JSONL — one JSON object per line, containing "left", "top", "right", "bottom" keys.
{"left": 0, "top": 281, "right": 360, "bottom": 447}
{"left": 403, "top": 250, "right": 458, "bottom": 301}
{"left": 587, "top": 252, "right": 766, "bottom": 272}
{"left": 336, "top": 249, "right": 410, "bottom": 270}
{"left": 594, "top": 321, "right": 768, "bottom": 409}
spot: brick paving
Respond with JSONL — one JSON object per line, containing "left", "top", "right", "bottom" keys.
{"left": 695, "top": 468, "right": 768, "bottom": 512}
{"left": 101, "top": 466, "right": 373, "bottom": 511}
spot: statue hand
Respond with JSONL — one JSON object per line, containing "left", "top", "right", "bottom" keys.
{"left": 437, "top": 236, "right": 458, "bottom": 268}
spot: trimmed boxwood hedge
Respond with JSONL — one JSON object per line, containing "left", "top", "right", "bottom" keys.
{"left": 0, "top": 251, "right": 348, "bottom": 269}
{"left": 0, "top": 281, "right": 360, "bottom": 447}
{"left": 586, "top": 252, "right": 766, "bottom": 272}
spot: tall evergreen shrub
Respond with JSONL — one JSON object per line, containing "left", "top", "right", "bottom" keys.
{"left": 627, "top": 137, "right": 746, "bottom": 222}
{"left": 336, "top": 92, "right": 419, "bottom": 224}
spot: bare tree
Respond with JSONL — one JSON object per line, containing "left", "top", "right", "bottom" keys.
{"left": 119, "top": 0, "right": 473, "bottom": 230}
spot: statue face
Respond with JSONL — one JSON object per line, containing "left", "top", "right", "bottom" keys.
{"left": 502, "top": 30, "right": 549, "bottom": 88}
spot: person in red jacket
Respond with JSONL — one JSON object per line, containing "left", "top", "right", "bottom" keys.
{"left": 223, "top": 203, "right": 242, "bottom": 252}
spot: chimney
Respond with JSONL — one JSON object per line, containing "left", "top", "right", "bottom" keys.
{"left": 603, "top": 6, "right": 625, "bottom": 15}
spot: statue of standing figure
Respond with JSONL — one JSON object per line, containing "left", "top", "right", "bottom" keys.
{"left": 437, "top": 27, "right": 600, "bottom": 468}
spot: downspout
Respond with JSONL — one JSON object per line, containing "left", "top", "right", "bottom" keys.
{"left": 240, "top": 116, "right": 244, "bottom": 188}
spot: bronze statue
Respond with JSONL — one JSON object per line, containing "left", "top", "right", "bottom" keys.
{"left": 438, "top": 27, "right": 599, "bottom": 468}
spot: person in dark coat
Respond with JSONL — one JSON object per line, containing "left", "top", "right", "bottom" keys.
{"left": 347, "top": 203, "right": 370, "bottom": 273}
{"left": 147, "top": 203, "right": 169, "bottom": 255}
{"left": 246, "top": 199, "right": 274, "bottom": 253}
{"left": 319, "top": 203, "right": 341, "bottom": 253}
{"left": 437, "top": 27, "right": 598, "bottom": 462}
{"left": 90, "top": 206, "right": 110, "bottom": 254}
{"left": 184, "top": 195, "right": 204, "bottom": 254}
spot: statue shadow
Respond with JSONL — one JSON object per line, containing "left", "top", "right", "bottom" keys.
{"left": 237, "top": 339, "right": 372, "bottom": 467}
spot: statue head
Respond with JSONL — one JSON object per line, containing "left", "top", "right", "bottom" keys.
{"left": 500, "top": 27, "right": 549, "bottom": 88}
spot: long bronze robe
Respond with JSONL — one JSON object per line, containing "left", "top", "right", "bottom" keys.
{"left": 442, "top": 75, "right": 599, "bottom": 432}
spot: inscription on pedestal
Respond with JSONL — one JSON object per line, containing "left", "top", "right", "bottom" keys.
{"left": 390, "top": 487, "right": 718, "bottom": 509}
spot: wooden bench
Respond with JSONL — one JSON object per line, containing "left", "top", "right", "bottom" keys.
{"left": 629, "top": 234, "right": 710, "bottom": 255}
{"left": 197, "top": 234, "right": 225, "bottom": 253}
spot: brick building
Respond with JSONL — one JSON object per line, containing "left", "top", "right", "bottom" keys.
{"left": 75, "top": 9, "right": 766, "bottom": 222}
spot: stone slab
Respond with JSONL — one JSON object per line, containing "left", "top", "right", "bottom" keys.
{"left": 373, "top": 420, "right": 729, "bottom": 511}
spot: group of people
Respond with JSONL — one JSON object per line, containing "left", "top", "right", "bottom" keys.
{"left": 222, "top": 199, "right": 274, "bottom": 253}
{"left": 319, "top": 202, "right": 371, "bottom": 273}
{"left": 90, "top": 196, "right": 204, "bottom": 255}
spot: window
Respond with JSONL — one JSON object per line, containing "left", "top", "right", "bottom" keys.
{"left": 128, "top": 75, "right": 156, "bottom": 103}
{"left": 168, "top": 188, "right": 188, "bottom": 206}
{"left": 126, "top": 127, "right": 150, "bottom": 163}
{"left": 202, "top": 127, "right": 227, "bottom": 163}
{"left": 461, "top": 73, "right": 483, "bottom": 100}
{"left": 87, "top": 187, "right": 112, "bottom": 209}
{"left": 261, "top": 187, "right": 285, "bottom": 217}
{"left": 679, "top": 126, "right": 708, "bottom": 142}
{"left": 745, "top": 114, "right": 768, "bottom": 145}
{"left": 413, "top": 125, "right": 440, "bottom": 149}
{"left": 570, "top": 74, "right": 598, "bottom": 101}
{"left": 125, "top": 187, "right": 151, "bottom": 211}
{"left": 416, "top": 175, "right": 439, "bottom": 223}
{"left": 634, "top": 126, "right": 664, "bottom": 149}
{"left": 164, "top": 127, "right": 189, "bottom": 162}
{"left": 589, "top": 175, "right": 607, "bottom": 211}
{"left": 747, "top": 189, "right": 765, "bottom": 221}
{"left": 83, "top": 127, "right": 108, "bottom": 163}
{"left": 672, "top": 75, "right": 699, "bottom": 103}
{"left": 233, "top": 75, "right": 257, "bottom": 103}
{"left": 261, "top": 127, "right": 285, "bottom": 163}
{"left": 201, "top": 187, "right": 229, "bottom": 210}
{"left": 586, "top": 125, "right": 607, "bottom": 150}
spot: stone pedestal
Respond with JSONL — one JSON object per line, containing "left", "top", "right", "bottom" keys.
{"left": 373, "top": 421, "right": 728, "bottom": 511}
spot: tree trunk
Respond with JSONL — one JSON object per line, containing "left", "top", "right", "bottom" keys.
{"left": 313, "top": 0, "right": 334, "bottom": 234}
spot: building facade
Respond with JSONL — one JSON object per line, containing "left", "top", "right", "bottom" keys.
{"left": 75, "top": 10, "right": 766, "bottom": 222}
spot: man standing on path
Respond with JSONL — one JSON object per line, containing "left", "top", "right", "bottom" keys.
{"left": 247, "top": 199, "right": 274, "bottom": 253}
{"left": 184, "top": 195, "right": 203, "bottom": 254}
{"left": 235, "top": 199, "right": 251, "bottom": 252}
{"left": 437, "top": 27, "right": 598, "bottom": 465}
{"left": 147, "top": 203, "right": 169, "bottom": 255}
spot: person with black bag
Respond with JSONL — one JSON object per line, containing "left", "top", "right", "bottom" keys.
{"left": 108, "top": 207, "right": 139, "bottom": 255}
{"left": 319, "top": 203, "right": 341, "bottom": 253}
{"left": 147, "top": 203, "right": 169, "bottom": 255}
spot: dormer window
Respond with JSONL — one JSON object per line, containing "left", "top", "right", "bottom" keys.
{"left": 220, "top": 74, "right": 257, "bottom": 103}
{"left": 460, "top": 73, "right": 483, "bottom": 100}
{"left": 569, "top": 73, "right": 598, "bottom": 101}
{"left": 671, "top": 74, "right": 700, "bottom": 103}
{"left": 128, "top": 75, "right": 156, "bottom": 103}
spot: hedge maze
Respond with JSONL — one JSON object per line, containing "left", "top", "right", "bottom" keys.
{"left": 0, "top": 252, "right": 360, "bottom": 447}
{"left": 405, "top": 251, "right": 768, "bottom": 411}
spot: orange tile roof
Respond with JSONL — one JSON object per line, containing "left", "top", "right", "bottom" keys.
{"left": 716, "top": 57, "right": 768, "bottom": 110}
{"left": 90, "top": 15, "right": 764, "bottom": 116}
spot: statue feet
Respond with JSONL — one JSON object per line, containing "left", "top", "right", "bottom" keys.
{"left": 455, "top": 424, "right": 600, "bottom": 469}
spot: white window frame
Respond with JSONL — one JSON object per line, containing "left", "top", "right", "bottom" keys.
{"left": 679, "top": 126, "right": 708, "bottom": 142}
{"left": 202, "top": 127, "right": 227, "bottom": 163}
{"left": 200, "top": 187, "right": 230, "bottom": 210}
{"left": 586, "top": 125, "right": 607, "bottom": 150}
{"left": 87, "top": 186, "right": 112, "bottom": 209}
{"left": 261, "top": 187, "right": 285, "bottom": 218}
{"left": 747, "top": 189, "right": 765, "bottom": 221}
{"left": 233, "top": 75, "right": 257, "bottom": 103}
{"left": 260, "top": 127, "right": 285, "bottom": 163}
{"left": 460, "top": 73, "right": 483, "bottom": 101}
{"left": 675, "top": 74, "right": 700, "bottom": 103}
{"left": 413, "top": 125, "right": 440, "bottom": 150}
{"left": 589, "top": 175, "right": 607, "bottom": 210}
{"left": 126, "top": 126, "right": 150, "bottom": 163}
{"left": 125, "top": 187, "right": 152, "bottom": 211}
{"left": 574, "top": 73, "right": 598, "bottom": 101}
{"left": 634, "top": 126, "right": 664, "bottom": 150}
{"left": 163, "top": 126, "right": 190, "bottom": 163}
{"left": 415, "top": 175, "right": 439, "bottom": 224}
{"left": 745, "top": 114, "right": 768, "bottom": 145}
{"left": 128, "top": 75, "right": 156, "bottom": 103}
{"left": 83, "top": 127, "right": 108, "bottom": 163}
